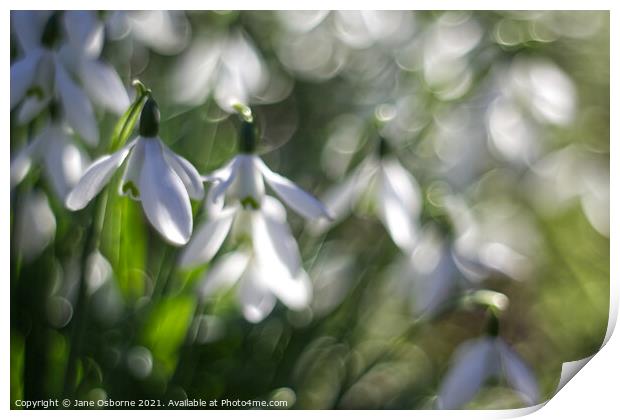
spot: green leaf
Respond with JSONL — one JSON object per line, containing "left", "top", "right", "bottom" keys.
{"left": 100, "top": 183, "right": 147, "bottom": 302}
{"left": 141, "top": 296, "right": 196, "bottom": 375}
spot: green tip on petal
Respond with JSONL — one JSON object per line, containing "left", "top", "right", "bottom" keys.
{"left": 240, "top": 196, "right": 260, "bottom": 210}
{"left": 122, "top": 181, "right": 140, "bottom": 198}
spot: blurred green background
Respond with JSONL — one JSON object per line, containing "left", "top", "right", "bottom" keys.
{"left": 10, "top": 11, "right": 609, "bottom": 409}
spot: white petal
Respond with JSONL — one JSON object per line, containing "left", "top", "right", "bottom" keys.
{"left": 252, "top": 205, "right": 313, "bottom": 309}
{"left": 376, "top": 159, "right": 422, "bottom": 252}
{"left": 63, "top": 11, "right": 104, "bottom": 58}
{"left": 10, "top": 51, "right": 41, "bottom": 109}
{"left": 203, "top": 155, "right": 238, "bottom": 183}
{"left": 221, "top": 31, "right": 266, "bottom": 99}
{"left": 17, "top": 94, "right": 51, "bottom": 125}
{"left": 257, "top": 157, "right": 332, "bottom": 220}
{"left": 42, "top": 124, "right": 90, "bottom": 200}
{"left": 197, "top": 251, "right": 250, "bottom": 298}
{"left": 65, "top": 141, "right": 134, "bottom": 210}
{"left": 409, "top": 239, "right": 459, "bottom": 317}
{"left": 274, "top": 269, "right": 313, "bottom": 310}
{"left": 105, "top": 11, "right": 131, "bottom": 41}
{"left": 128, "top": 11, "right": 190, "bottom": 55}
{"left": 381, "top": 158, "right": 422, "bottom": 215}
{"left": 252, "top": 205, "right": 301, "bottom": 276}
{"left": 204, "top": 182, "right": 227, "bottom": 216}
{"left": 79, "top": 59, "right": 130, "bottom": 115}
{"left": 237, "top": 262, "right": 277, "bottom": 323}
{"left": 162, "top": 145, "right": 205, "bottom": 200}
{"left": 119, "top": 138, "right": 145, "bottom": 200}
{"left": 15, "top": 190, "right": 56, "bottom": 262}
{"left": 209, "top": 156, "right": 239, "bottom": 203}
{"left": 179, "top": 207, "right": 237, "bottom": 267}
{"left": 54, "top": 58, "right": 99, "bottom": 146}
{"left": 10, "top": 130, "right": 45, "bottom": 188}
{"left": 16, "top": 52, "right": 54, "bottom": 123}
{"left": 11, "top": 11, "right": 49, "bottom": 53}
{"left": 310, "top": 160, "right": 376, "bottom": 234}
{"left": 170, "top": 35, "right": 221, "bottom": 105}
{"left": 10, "top": 146, "right": 34, "bottom": 188}
{"left": 56, "top": 43, "right": 82, "bottom": 75}
{"left": 438, "top": 337, "right": 500, "bottom": 409}
{"left": 497, "top": 340, "right": 540, "bottom": 406}
{"left": 323, "top": 168, "right": 366, "bottom": 221}
{"left": 261, "top": 195, "right": 288, "bottom": 223}
{"left": 139, "top": 138, "right": 193, "bottom": 245}
{"left": 229, "top": 154, "right": 265, "bottom": 205}
{"left": 214, "top": 70, "right": 249, "bottom": 113}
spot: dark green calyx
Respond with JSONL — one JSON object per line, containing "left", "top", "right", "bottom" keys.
{"left": 239, "top": 121, "right": 257, "bottom": 153}
{"left": 41, "top": 12, "right": 62, "bottom": 48}
{"left": 139, "top": 97, "right": 160, "bottom": 137}
{"left": 378, "top": 136, "right": 390, "bottom": 157}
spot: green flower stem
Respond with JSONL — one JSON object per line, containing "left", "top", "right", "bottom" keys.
{"left": 108, "top": 80, "right": 152, "bottom": 153}
{"left": 62, "top": 189, "right": 109, "bottom": 397}
{"left": 150, "top": 239, "right": 179, "bottom": 301}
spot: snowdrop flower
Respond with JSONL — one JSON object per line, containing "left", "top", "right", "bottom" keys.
{"left": 314, "top": 138, "right": 421, "bottom": 253}
{"left": 106, "top": 10, "right": 191, "bottom": 55}
{"left": 444, "top": 195, "right": 536, "bottom": 282}
{"left": 170, "top": 30, "right": 269, "bottom": 112}
{"left": 11, "top": 11, "right": 129, "bottom": 145}
{"left": 438, "top": 336, "right": 539, "bottom": 409}
{"left": 11, "top": 106, "right": 90, "bottom": 201}
{"left": 399, "top": 194, "right": 535, "bottom": 317}
{"left": 180, "top": 115, "right": 330, "bottom": 322}
{"left": 205, "top": 117, "right": 332, "bottom": 222}
{"left": 65, "top": 97, "right": 204, "bottom": 245}
{"left": 184, "top": 194, "right": 313, "bottom": 323}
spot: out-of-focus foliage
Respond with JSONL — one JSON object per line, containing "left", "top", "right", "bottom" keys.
{"left": 10, "top": 11, "right": 609, "bottom": 409}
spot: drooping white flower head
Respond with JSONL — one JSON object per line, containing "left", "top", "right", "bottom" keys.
{"left": 105, "top": 10, "right": 191, "bottom": 55}
{"left": 314, "top": 138, "right": 422, "bottom": 253}
{"left": 437, "top": 336, "right": 540, "bottom": 409}
{"left": 205, "top": 120, "right": 332, "bottom": 222}
{"left": 11, "top": 11, "right": 130, "bottom": 145}
{"left": 11, "top": 112, "right": 90, "bottom": 201}
{"left": 65, "top": 97, "right": 204, "bottom": 246}
{"left": 398, "top": 194, "right": 535, "bottom": 318}
{"left": 170, "top": 29, "right": 269, "bottom": 112}
{"left": 180, "top": 117, "right": 330, "bottom": 322}
{"left": 183, "top": 193, "right": 313, "bottom": 323}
